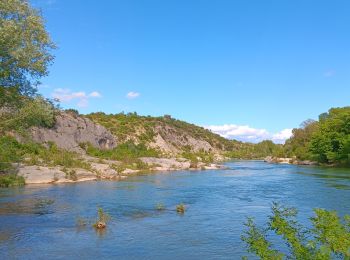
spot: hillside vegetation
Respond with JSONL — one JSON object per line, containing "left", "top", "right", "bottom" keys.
{"left": 86, "top": 112, "right": 282, "bottom": 160}
{"left": 87, "top": 112, "right": 238, "bottom": 155}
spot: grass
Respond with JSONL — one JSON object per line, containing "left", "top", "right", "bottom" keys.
{"left": 81, "top": 141, "right": 159, "bottom": 161}
{"left": 81, "top": 141, "right": 156, "bottom": 172}
{"left": 0, "top": 174, "right": 25, "bottom": 187}
{"left": 93, "top": 207, "right": 111, "bottom": 229}
{"left": 176, "top": 203, "right": 186, "bottom": 214}
{"left": 181, "top": 150, "right": 215, "bottom": 164}
{"left": 0, "top": 136, "right": 91, "bottom": 176}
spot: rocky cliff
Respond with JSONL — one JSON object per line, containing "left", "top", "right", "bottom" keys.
{"left": 30, "top": 111, "right": 117, "bottom": 153}
{"left": 86, "top": 112, "right": 238, "bottom": 156}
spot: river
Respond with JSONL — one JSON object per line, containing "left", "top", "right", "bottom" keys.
{"left": 1, "top": 161, "right": 350, "bottom": 259}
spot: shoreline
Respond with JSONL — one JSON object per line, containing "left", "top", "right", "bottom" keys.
{"left": 17, "top": 156, "right": 226, "bottom": 185}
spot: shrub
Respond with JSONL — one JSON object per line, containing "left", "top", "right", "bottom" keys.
{"left": 81, "top": 141, "right": 159, "bottom": 163}
{"left": 241, "top": 203, "right": 350, "bottom": 259}
{"left": 0, "top": 174, "right": 25, "bottom": 187}
{"left": 93, "top": 207, "right": 111, "bottom": 229}
{"left": 176, "top": 203, "right": 186, "bottom": 214}
{"left": 0, "top": 136, "right": 91, "bottom": 174}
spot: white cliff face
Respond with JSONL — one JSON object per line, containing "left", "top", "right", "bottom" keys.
{"left": 29, "top": 112, "right": 117, "bottom": 153}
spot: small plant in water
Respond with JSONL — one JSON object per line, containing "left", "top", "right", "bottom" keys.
{"left": 93, "top": 207, "right": 111, "bottom": 229}
{"left": 176, "top": 203, "right": 186, "bottom": 214}
{"left": 155, "top": 203, "right": 165, "bottom": 211}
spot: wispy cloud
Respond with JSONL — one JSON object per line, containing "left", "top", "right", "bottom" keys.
{"left": 52, "top": 88, "right": 102, "bottom": 108}
{"left": 126, "top": 91, "right": 140, "bottom": 99}
{"left": 324, "top": 69, "right": 336, "bottom": 77}
{"left": 205, "top": 124, "right": 293, "bottom": 144}
{"left": 89, "top": 91, "right": 102, "bottom": 98}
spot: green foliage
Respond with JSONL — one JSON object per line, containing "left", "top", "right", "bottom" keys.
{"left": 0, "top": 0, "right": 55, "bottom": 101}
{"left": 27, "top": 142, "right": 91, "bottom": 169}
{"left": 181, "top": 150, "right": 214, "bottom": 164}
{"left": 242, "top": 218, "right": 283, "bottom": 259}
{"left": 0, "top": 136, "right": 90, "bottom": 173}
{"left": 86, "top": 112, "right": 239, "bottom": 152}
{"left": 284, "top": 119, "right": 319, "bottom": 161}
{"left": 225, "top": 140, "right": 284, "bottom": 159}
{"left": 242, "top": 203, "right": 350, "bottom": 259}
{"left": 81, "top": 141, "right": 159, "bottom": 163}
{"left": 310, "top": 107, "right": 350, "bottom": 165}
{"left": 0, "top": 135, "right": 23, "bottom": 172}
{"left": 0, "top": 96, "right": 55, "bottom": 133}
{"left": 0, "top": 174, "right": 25, "bottom": 187}
{"left": 93, "top": 207, "right": 111, "bottom": 229}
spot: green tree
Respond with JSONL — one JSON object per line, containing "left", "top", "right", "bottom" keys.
{"left": 242, "top": 203, "right": 350, "bottom": 259}
{"left": 0, "top": 0, "right": 55, "bottom": 106}
{"left": 284, "top": 119, "right": 319, "bottom": 160}
{"left": 0, "top": 96, "right": 55, "bottom": 132}
{"left": 310, "top": 107, "right": 350, "bottom": 165}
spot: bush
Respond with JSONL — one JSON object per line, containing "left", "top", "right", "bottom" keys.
{"left": 241, "top": 203, "right": 350, "bottom": 259}
{"left": 93, "top": 207, "right": 111, "bottom": 229}
{"left": 81, "top": 141, "right": 159, "bottom": 163}
{"left": 0, "top": 136, "right": 91, "bottom": 174}
{"left": 176, "top": 203, "right": 186, "bottom": 214}
{"left": 0, "top": 97, "right": 55, "bottom": 133}
{"left": 0, "top": 174, "right": 25, "bottom": 187}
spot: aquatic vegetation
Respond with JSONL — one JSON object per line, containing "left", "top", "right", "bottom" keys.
{"left": 155, "top": 203, "right": 166, "bottom": 211}
{"left": 0, "top": 174, "right": 25, "bottom": 188}
{"left": 176, "top": 203, "right": 186, "bottom": 214}
{"left": 93, "top": 207, "right": 111, "bottom": 229}
{"left": 241, "top": 202, "right": 350, "bottom": 259}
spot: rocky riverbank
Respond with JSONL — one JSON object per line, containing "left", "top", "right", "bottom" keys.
{"left": 17, "top": 156, "right": 225, "bottom": 184}
{"left": 264, "top": 156, "right": 318, "bottom": 166}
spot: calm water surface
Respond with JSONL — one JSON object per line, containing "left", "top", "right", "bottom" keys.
{"left": 1, "top": 161, "right": 350, "bottom": 259}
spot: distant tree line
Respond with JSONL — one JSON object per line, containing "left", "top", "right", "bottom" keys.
{"left": 284, "top": 107, "right": 350, "bottom": 166}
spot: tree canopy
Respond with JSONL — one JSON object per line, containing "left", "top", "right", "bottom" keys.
{"left": 283, "top": 107, "right": 350, "bottom": 166}
{"left": 0, "top": 0, "right": 55, "bottom": 106}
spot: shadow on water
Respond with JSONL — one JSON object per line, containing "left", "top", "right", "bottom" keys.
{"left": 0, "top": 198, "right": 55, "bottom": 215}
{"left": 295, "top": 167, "right": 350, "bottom": 190}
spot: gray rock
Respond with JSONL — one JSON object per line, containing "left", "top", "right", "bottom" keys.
{"left": 30, "top": 112, "right": 117, "bottom": 153}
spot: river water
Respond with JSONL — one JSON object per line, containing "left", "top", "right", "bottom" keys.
{"left": 1, "top": 161, "right": 350, "bottom": 259}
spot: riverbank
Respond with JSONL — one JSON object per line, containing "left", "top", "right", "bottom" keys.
{"left": 264, "top": 156, "right": 318, "bottom": 166}
{"left": 16, "top": 156, "right": 225, "bottom": 184}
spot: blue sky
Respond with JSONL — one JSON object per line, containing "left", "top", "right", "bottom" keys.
{"left": 32, "top": 0, "right": 350, "bottom": 143}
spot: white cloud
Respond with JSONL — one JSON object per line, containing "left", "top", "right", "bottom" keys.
{"left": 271, "top": 128, "right": 293, "bottom": 143}
{"left": 205, "top": 124, "right": 293, "bottom": 144}
{"left": 52, "top": 88, "right": 102, "bottom": 108}
{"left": 126, "top": 91, "right": 140, "bottom": 99}
{"left": 89, "top": 91, "right": 102, "bottom": 98}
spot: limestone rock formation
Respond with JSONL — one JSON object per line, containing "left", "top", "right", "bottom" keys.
{"left": 30, "top": 112, "right": 117, "bottom": 153}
